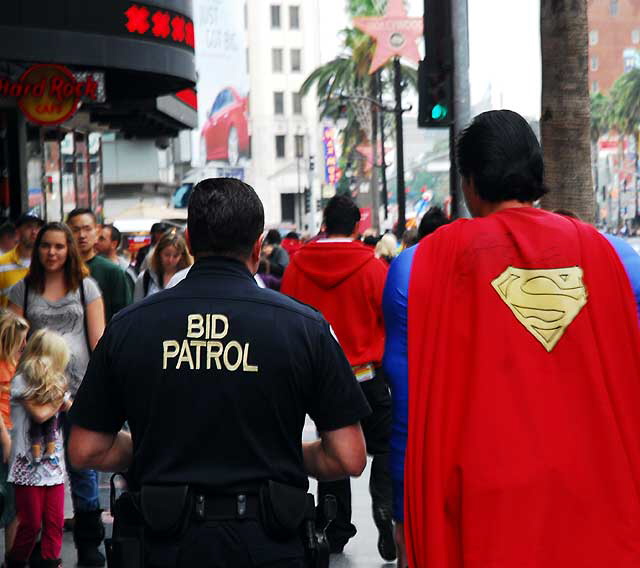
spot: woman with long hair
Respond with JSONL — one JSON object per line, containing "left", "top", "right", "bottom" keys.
{"left": 134, "top": 231, "right": 192, "bottom": 301}
{"left": 8, "top": 222, "right": 104, "bottom": 394}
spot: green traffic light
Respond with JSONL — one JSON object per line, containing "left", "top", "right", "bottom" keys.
{"left": 431, "top": 104, "right": 448, "bottom": 121}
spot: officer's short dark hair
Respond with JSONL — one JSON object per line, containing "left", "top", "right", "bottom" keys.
{"left": 67, "top": 207, "right": 97, "bottom": 224}
{"left": 324, "top": 195, "right": 360, "bottom": 237}
{"left": 188, "top": 177, "right": 264, "bottom": 260}
{"left": 456, "top": 110, "right": 548, "bottom": 204}
{"left": 104, "top": 224, "right": 122, "bottom": 247}
{"left": 418, "top": 206, "right": 450, "bottom": 240}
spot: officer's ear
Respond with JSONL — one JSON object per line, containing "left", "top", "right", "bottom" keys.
{"left": 248, "top": 234, "right": 264, "bottom": 273}
{"left": 184, "top": 228, "right": 193, "bottom": 255}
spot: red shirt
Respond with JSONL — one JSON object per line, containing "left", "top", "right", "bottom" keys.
{"left": 281, "top": 240, "right": 388, "bottom": 366}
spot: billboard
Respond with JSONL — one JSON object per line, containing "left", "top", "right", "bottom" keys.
{"left": 193, "top": 0, "right": 249, "bottom": 170}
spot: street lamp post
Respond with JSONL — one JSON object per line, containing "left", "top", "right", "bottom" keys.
{"left": 338, "top": 87, "right": 411, "bottom": 235}
{"left": 377, "top": 71, "right": 389, "bottom": 220}
{"left": 393, "top": 57, "right": 406, "bottom": 237}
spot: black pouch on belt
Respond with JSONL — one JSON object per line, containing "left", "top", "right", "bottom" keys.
{"left": 140, "top": 485, "right": 192, "bottom": 539}
{"left": 258, "top": 480, "right": 308, "bottom": 541}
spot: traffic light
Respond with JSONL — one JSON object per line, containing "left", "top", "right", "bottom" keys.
{"left": 304, "top": 187, "right": 311, "bottom": 214}
{"left": 309, "top": 155, "right": 315, "bottom": 171}
{"left": 419, "top": 0, "right": 454, "bottom": 128}
{"left": 418, "top": 60, "right": 453, "bottom": 127}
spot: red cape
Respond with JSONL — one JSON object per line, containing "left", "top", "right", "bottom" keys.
{"left": 406, "top": 208, "right": 640, "bottom": 567}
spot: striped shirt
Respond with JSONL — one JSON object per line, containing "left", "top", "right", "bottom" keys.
{"left": 0, "top": 247, "right": 30, "bottom": 307}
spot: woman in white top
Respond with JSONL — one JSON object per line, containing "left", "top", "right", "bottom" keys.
{"left": 133, "top": 231, "right": 192, "bottom": 301}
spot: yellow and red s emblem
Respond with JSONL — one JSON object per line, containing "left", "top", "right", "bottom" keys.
{"left": 491, "top": 266, "right": 588, "bottom": 352}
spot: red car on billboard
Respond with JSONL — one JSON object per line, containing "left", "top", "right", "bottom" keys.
{"left": 201, "top": 87, "right": 249, "bottom": 166}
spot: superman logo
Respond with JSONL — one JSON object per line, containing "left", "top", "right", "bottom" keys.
{"left": 491, "top": 266, "right": 588, "bottom": 352}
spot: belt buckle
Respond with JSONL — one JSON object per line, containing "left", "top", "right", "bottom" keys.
{"left": 237, "top": 494, "right": 247, "bottom": 517}
{"left": 195, "top": 494, "right": 205, "bottom": 520}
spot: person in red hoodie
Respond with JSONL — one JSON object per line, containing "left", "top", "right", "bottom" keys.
{"left": 281, "top": 195, "right": 395, "bottom": 561}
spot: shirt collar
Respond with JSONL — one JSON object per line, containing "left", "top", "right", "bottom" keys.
{"left": 187, "top": 256, "right": 256, "bottom": 282}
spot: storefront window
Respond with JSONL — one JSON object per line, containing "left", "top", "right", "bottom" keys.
{"left": 88, "top": 133, "right": 103, "bottom": 218}
{"left": 44, "top": 139, "right": 63, "bottom": 222}
{"left": 74, "top": 134, "right": 90, "bottom": 208}
{"left": 61, "top": 132, "right": 77, "bottom": 219}
{"left": 26, "top": 131, "right": 45, "bottom": 218}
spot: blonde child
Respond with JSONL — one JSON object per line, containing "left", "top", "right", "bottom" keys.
{"left": 6, "top": 329, "right": 70, "bottom": 568}
{"left": 0, "top": 312, "right": 29, "bottom": 557}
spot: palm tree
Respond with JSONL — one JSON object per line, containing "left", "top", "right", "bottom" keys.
{"left": 300, "top": 0, "right": 417, "bottom": 230}
{"left": 609, "top": 69, "right": 640, "bottom": 220}
{"left": 589, "top": 92, "right": 610, "bottom": 212}
{"left": 539, "top": 0, "right": 594, "bottom": 222}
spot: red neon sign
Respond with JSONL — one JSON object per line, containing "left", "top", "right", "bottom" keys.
{"left": 124, "top": 5, "right": 150, "bottom": 35}
{"left": 152, "top": 11, "right": 171, "bottom": 39}
{"left": 124, "top": 3, "right": 195, "bottom": 51}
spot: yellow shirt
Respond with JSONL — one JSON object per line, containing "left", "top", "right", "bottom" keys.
{"left": 0, "top": 247, "right": 30, "bottom": 307}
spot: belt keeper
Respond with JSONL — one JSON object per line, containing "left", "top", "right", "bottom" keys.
{"left": 195, "top": 494, "right": 205, "bottom": 520}
{"left": 237, "top": 494, "right": 247, "bottom": 517}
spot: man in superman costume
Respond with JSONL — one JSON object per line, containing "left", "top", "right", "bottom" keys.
{"left": 385, "top": 110, "right": 640, "bottom": 568}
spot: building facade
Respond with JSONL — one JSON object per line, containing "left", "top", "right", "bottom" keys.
{"left": 588, "top": 0, "right": 640, "bottom": 94}
{"left": 0, "top": 0, "right": 197, "bottom": 221}
{"left": 245, "top": 0, "right": 324, "bottom": 232}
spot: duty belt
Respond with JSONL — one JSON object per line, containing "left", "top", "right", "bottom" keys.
{"left": 193, "top": 493, "right": 260, "bottom": 521}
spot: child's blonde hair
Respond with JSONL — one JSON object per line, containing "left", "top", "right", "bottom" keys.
{"left": 0, "top": 311, "right": 29, "bottom": 366}
{"left": 17, "top": 329, "right": 69, "bottom": 405}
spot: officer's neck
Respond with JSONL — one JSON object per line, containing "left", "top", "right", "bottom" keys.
{"left": 195, "top": 253, "right": 256, "bottom": 274}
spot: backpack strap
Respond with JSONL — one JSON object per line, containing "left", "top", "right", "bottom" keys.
{"left": 143, "top": 270, "right": 151, "bottom": 297}
{"left": 79, "top": 279, "right": 92, "bottom": 353}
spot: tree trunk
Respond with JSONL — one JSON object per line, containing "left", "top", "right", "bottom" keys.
{"left": 539, "top": 0, "right": 594, "bottom": 222}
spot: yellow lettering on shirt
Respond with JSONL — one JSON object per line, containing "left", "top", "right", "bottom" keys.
{"left": 162, "top": 314, "right": 259, "bottom": 373}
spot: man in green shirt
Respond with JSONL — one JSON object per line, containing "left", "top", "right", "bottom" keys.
{"left": 67, "top": 208, "right": 133, "bottom": 322}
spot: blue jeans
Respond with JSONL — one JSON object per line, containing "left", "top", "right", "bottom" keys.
{"left": 60, "top": 413, "right": 100, "bottom": 512}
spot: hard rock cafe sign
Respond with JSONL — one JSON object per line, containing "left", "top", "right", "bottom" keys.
{"left": 353, "top": 0, "right": 423, "bottom": 74}
{"left": 0, "top": 64, "right": 104, "bottom": 125}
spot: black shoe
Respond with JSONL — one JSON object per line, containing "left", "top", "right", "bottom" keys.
{"left": 77, "top": 546, "right": 106, "bottom": 567}
{"left": 373, "top": 507, "right": 397, "bottom": 561}
{"left": 39, "top": 560, "right": 62, "bottom": 568}
{"left": 327, "top": 539, "right": 347, "bottom": 554}
{"left": 74, "top": 509, "right": 106, "bottom": 567}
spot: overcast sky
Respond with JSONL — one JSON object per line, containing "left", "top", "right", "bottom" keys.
{"left": 323, "top": 0, "right": 542, "bottom": 119}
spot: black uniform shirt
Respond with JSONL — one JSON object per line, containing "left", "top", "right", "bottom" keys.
{"left": 70, "top": 257, "right": 371, "bottom": 491}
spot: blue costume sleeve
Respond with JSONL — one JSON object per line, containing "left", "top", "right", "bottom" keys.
{"left": 604, "top": 234, "right": 640, "bottom": 319}
{"left": 382, "top": 245, "right": 416, "bottom": 522}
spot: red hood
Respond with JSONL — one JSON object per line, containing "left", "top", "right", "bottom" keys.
{"left": 289, "top": 241, "right": 377, "bottom": 289}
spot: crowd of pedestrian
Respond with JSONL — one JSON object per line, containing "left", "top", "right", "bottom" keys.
{"left": 0, "top": 108, "right": 639, "bottom": 568}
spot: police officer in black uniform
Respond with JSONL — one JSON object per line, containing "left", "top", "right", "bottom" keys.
{"left": 67, "top": 178, "right": 371, "bottom": 568}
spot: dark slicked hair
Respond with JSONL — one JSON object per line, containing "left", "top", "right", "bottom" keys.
{"left": 418, "top": 206, "right": 450, "bottom": 240}
{"left": 324, "top": 195, "right": 361, "bottom": 236}
{"left": 457, "top": 110, "right": 548, "bottom": 204}
{"left": 188, "top": 177, "right": 264, "bottom": 260}
{"left": 67, "top": 207, "right": 97, "bottom": 224}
